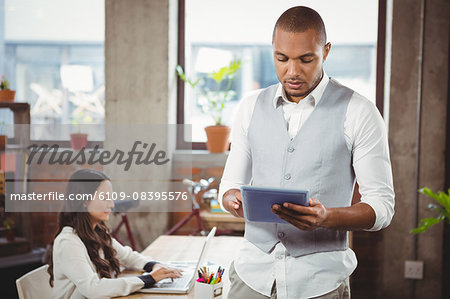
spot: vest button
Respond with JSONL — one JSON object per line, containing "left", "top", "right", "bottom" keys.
{"left": 284, "top": 174, "right": 291, "bottom": 180}
{"left": 278, "top": 232, "right": 285, "bottom": 238}
{"left": 287, "top": 147, "right": 295, "bottom": 153}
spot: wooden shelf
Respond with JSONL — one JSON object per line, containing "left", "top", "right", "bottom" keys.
{"left": 0, "top": 102, "right": 30, "bottom": 145}
{"left": 0, "top": 102, "right": 30, "bottom": 124}
{"left": 0, "top": 102, "right": 32, "bottom": 246}
{"left": 200, "top": 210, "right": 245, "bottom": 232}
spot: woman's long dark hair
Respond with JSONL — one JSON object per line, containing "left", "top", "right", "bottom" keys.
{"left": 47, "top": 168, "right": 121, "bottom": 287}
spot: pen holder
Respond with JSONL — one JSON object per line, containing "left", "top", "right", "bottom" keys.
{"left": 194, "top": 281, "right": 223, "bottom": 299}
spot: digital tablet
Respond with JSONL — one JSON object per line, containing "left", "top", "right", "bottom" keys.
{"left": 240, "top": 186, "right": 309, "bottom": 223}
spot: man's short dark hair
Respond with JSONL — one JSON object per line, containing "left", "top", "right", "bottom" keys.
{"left": 273, "top": 6, "right": 327, "bottom": 45}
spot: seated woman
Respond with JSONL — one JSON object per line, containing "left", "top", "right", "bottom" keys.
{"left": 47, "top": 168, "right": 181, "bottom": 298}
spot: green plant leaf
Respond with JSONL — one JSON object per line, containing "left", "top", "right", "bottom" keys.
{"left": 437, "top": 191, "right": 450, "bottom": 210}
{"left": 411, "top": 217, "right": 443, "bottom": 234}
{"left": 420, "top": 187, "right": 441, "bottom": 203}
{"left": 209, "top": 67, "right": 228, "bottom": 84}
{"left": 225, "top": 60, "right": 242, "bottom": 75}
{"left": 412, "top": 187, "right": 450, "bottom": 234}
{"left": 441, "top": 209, "right": 450, "bottom": 220}
{"left": 208, "top": 59, "right": 242, "bottom": 84}
{"left": 176, "top": 65, "right": 200, "bottom": 88}
{"left": 175, "top": 65, "right": 186, "bottom": 80}
{"left": 420, "top": 187, "right": 450, "bottom": 212}
{"left": 177, "top": 59, "right": 241, "bottom": 125}
{"left": 439, "top": 191, "right": 450, "bottom": 210}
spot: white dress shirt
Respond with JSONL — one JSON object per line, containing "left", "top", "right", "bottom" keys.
{"left": 52, "top": 226, "right": 148, "bottom": 299}
{"left": 218, "top": 73, "right": 395, "bottom": 298}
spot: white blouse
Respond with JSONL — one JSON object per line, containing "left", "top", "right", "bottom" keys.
{"left": 52, "top": 226, "right": 149, "bottom": 299}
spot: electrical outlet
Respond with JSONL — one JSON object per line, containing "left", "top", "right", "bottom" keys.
{"left": 405, "top": 260, "right": 424, "bottom": 279}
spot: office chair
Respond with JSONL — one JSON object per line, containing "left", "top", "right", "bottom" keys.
{"left": 16, "top": 264, "right": 52, "bottom": 299}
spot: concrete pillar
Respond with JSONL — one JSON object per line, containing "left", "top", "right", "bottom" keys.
{"left": 105, "top": 0, "right": 178, "bottom": 124}
{"left": 415, "top": 1, "right": 449, "bottom": 297}
{"left": 383, "top": 0, "right": 449, "bottom": 298}
{"left": 104, "top": 0, "right": 178, "bottom": 249}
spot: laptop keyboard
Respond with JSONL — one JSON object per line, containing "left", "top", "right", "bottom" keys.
{"left": 155, "top": 272, "right": 192, "bottom": 288}
{"left": 153, "top": 263, "right": 196, "bottom": 289}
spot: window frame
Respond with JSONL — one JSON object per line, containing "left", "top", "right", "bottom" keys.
{"left": 4, "top": 41, "right": 105, "bottom": 148}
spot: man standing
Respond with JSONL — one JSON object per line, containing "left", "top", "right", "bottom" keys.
{"left": 219, "top": 6, "right": 394, "bottom": 299}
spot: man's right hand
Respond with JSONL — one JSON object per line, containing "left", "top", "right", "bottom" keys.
{"left": 222, "top": 189, "right": 244, "bottom": 218}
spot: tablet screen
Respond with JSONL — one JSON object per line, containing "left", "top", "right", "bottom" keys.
{"left": 240, "top": 186, "right": 309, "bottom": 223}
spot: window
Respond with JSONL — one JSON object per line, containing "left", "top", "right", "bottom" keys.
{"left": 178, "top": 0, "right": 384, "bottom": 149}
{"left": 1, "top": 0, "right": 105, "bottom": 141}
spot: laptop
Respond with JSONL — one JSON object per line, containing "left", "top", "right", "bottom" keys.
{"left": 139, "top": 227, "right": 217, "bottom": 294}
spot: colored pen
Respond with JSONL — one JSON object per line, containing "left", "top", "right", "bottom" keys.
{"left": 197, "top": 266, "right": 224, "bottom": 284}
{"left": 206, "top": 274, "right": 213, "bottom": 284}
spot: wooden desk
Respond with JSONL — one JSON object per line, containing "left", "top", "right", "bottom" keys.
{"left": 117, "top": 235, "right": 244, "bottom": 298}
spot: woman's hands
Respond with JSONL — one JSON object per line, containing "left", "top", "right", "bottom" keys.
{"left": 149, "top": 264, "right": 182, "bottom": 282}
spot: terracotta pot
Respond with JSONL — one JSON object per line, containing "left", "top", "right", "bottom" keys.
{"left": 70, "top": 133, "right": 88, "bottom": 150}
{"left": 6, "top": 230, "right": 14, "bottom": 242}
{"left": 0, "top": 90, "right": 15, "bottom": 102}
{"left": 0, "top": 135, "right": 6, "bottom": 150}
{"left": 204, "top": 125, "right": 231, "bottom": 153}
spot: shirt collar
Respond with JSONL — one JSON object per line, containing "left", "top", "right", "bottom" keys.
{"left": 273, "top": 71, "right": 330, "bottom": 108}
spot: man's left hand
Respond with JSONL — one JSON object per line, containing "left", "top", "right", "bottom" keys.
{"left": 271, "top": 198, "right": 328, "bottom": 231}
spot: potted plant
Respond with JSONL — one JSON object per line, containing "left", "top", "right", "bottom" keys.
{"left": 411, "top": 187, "right": 450, "bottom": 234}
{"left": 176, "top": 59, "right": 242, "bottom": 153}
{"left": 0, "top": 75, "right": 16, "bottom": 102}
{"left": 3, "top": 216, "right": 15, "bottom": 242}
{"left": 70, "top": 113, "right": 90, "bottom": 150}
